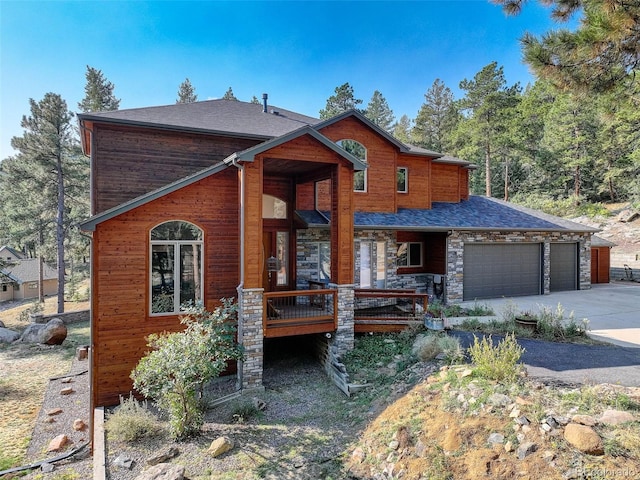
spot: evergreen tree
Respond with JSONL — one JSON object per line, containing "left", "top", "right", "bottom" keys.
{"left": 496, "top": 0, "right": 640, "bottom": 92}
{"left": 5, "top": 93, "right": 87, "bottom": 312}
{"left": 78, "top": 66, "right": 120, "bottom": 112}
{"left": 392, "top": 115, "right": 413, "bottom": 143}
{"left": 222, "top": 87, "right": 238, "bottom": 100}
{"left": 412, "top": 79, "right": 457, "bottom": 152}
{"left": 364, "top": 90, "right": 395, "bottom": 132}
{"left": 176, "top": 78, "right": 198, "bottom": 103}
{"left": 319, "top": 82, "right": 363, "bottom": 119}
{"left": 250, "top": 95, "right": 261, "bottom": 105}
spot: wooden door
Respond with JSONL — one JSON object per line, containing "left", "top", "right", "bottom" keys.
{"left": 262, "top": 229, "right": 291, "bottom": 292}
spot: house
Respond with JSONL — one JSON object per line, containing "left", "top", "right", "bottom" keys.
{"left": 78, "top": 96, "right": 597, "bottom": 407}
{"left": 591, "top": 235, "right": 615, "bottom": 284}
{"left": 0, "top": 245, "right": 25, "bottom": 262}
{"left": 0, "top": 257, "right": 58, "bottom": 302}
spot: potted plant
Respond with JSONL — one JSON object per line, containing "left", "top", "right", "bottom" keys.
{"left": 515, "top": 311, "right": 538, "bottom": 333}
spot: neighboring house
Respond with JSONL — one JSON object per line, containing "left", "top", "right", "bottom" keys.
{"left": 0, "top": 258, "right": 58, "bottom": 302}
{"left": 78, "top": 97, "right": 598, "bottom": 407}
{"left": 0, "top": 245, "right": 25, "bottom": 262}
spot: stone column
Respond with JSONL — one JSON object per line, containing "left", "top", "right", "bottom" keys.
{"left": 329, "top": 283, "right": 355, "bottom": 359}
{"left": 236, "top": 287, "right": 264, "bottom": 392}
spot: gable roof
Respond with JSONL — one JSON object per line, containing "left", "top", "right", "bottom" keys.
{"left": 1, "top": 258, "right": 58, "bottom": 284}
{"left": 297, "top": 196, "right": 598, "bottom": 233}
{"left": 0, "top": 246, "right": 25, "bottom": 260}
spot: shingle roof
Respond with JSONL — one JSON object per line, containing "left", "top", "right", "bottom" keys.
{"left": 0, "top": 246, "right": 25, "bottom": 260}
{"left": 1, "top": 259, "right": 58, "bottom": 284}
{"left": 591, "top": 235, "right": 616, "bottom": 247}
{"left": 78, "top": 99, "right": 321, "bottom": 139}
{"left": 296, "top": 196, "right": 598, "bottom": 233}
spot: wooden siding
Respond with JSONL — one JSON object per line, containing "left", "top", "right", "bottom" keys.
{"left": 92, "top": 124, "right": 259, "bottom": 214}
{"left": 591, "top": 247, "right": 610, "bottom": 284}
{"left": 423, "top": 233, "right": 447, "bottom": 274}
{"left": 396, "top": 231, "right": 430, "bottom": 275}
{"left": 396, "top": 154, "right": 431, "bottom": 209}
{"left": 331, "top": 162, "right": 354, "bottom": 284}
{"left": 431, "top": 163, "right": 461, "bottom": 202}
{"left": 460, "top": 169, "right": 470, "bottom": 201}
{"left": 91, "top": 169, "right": 239, "bottom": 407}
{"left": 319, "top": 117, "right": 397, "bottom": 213}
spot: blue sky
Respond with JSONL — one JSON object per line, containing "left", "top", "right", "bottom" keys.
{"left": 0, "top": 0, "right": 566, "bottom": 160}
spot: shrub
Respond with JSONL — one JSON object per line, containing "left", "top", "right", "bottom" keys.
{"left": 536, "top": 303, "right": 589, "bottom": 341}
{"left": 131, "top": 300, "right": 243, "bottom": 439}
{"left": 468, "top": 333, "right": 524, "bottom": 383}
{"left": 105, "top": 394, "right": 164, "bottom": 442}
{"left": 18, "top": 300, "right": 44, "bottom": 323}
{"left": 412, "top": 333, "right": 464, "bottom": 364}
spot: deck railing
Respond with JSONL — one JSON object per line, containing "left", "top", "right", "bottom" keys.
{"left": 354, "top": 289, "right": 428, "bottom": 332}
{"left": 263, "top": 289, "right": 337, "bottom": 338}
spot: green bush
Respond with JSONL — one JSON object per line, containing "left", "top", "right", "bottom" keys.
{"left": 536, "top": 304, "right": 589, "bottom": 341}
{"left": 468, "top": 333, "right": 524, "bottom": 383}
{"left": 412, "top": 333, "right": 464, "bottom": 364}
{"left": 131, "top": 300, "right": 243, "bottom": 439}
{"left": 106, "top": 394, "right": 164, "bottom": 442}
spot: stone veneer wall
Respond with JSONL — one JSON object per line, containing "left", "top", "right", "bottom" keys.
{"left": 329, "top": 283, "right": 355, "bottom": 358}
{"left": 446, "top": 231, "right": 592, "bottom": 303}
{"left": 237, "top": 287, "right": 264, "bottom": 391}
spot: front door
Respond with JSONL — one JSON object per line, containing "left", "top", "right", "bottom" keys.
{"left": 262, "top": 229, "right": 291, "bottom": 292}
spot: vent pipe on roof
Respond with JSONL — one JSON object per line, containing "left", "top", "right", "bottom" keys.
{"left": 262, "top": 93, "right": 268, "bottom": 113}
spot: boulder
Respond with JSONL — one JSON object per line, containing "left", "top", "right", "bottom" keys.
{"left": 147, "top": 447, "right": 179, "bottom": 466}
{"left": 20, "top": 318, "right": 67, "bottom": 345}
{"left": 47, "top": 434, "right": 69, "bottom": 452}
{"left": 563, "top": 423, "right": 604, "bottom": 455}
{"left": 599, "top": 409, "right": 635, "bottom": 425}
{"left": 516, "top": 441, "right": 538, "bottom": 460}
{"left": 571, "top": 414, "right": 597, "bottom": 427}
{"left": 0, "top": 327, "right": 20, "bottom": 343}
{"left": 134, "top": 463, "right": 185, "bottom": 480}
{"left": 208, "top": 436, "right": 234, "bottom": 457}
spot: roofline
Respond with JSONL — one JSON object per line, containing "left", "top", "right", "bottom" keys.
{"left": 223, "top": 125, "right": 368, "bottom": 171}
{"left": 293, "top": 224, "right": 596, "bottom": 233}
{"left": 313, "top": 109, "right": 411, "bottom": 153}
{"left": 80, "top": 161, "right": 229, "bottom": 231}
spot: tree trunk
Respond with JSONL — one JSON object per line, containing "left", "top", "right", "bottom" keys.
{"left": 504, "top": 160, "right": 509, "bottom": 201}
{"left": 56, "top": 154, "right": 65, "bottom": 314}
{"left": 485, "top": 143, "right": 492, "bottom": 197}
{"left": 38, "top": 229, "right": 44, "bottom": 303}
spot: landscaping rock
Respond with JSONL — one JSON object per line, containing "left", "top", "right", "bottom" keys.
{"left": 563, "top": 423, "right": 604, "bottom": 455}
{"left": 253, "top": 397, "right": 267, "bottom": 411}
{"left": 47, "top": 434, "right": 69, "bottom": 452}
{"left": 516, "top": 441, "right": 538, "bottom": 460}
{"left": 351, "top": 447, "right": 365, "bottom": 463}
{"left": 147, "top": 447, "right": 180, "bottom": 466}
{"left": 599, "top": 409, "right": 635, "bottom": 425}
{"left": 73, "top": 419, "right": 87, "bottom": 431}
{"left": 60, "top": 387, "right": 74, "bottom": 395}
{"left": 488, "top": 433, "right": 504, "bottom": 445}
{"left": 134, "top": 463, "right": 185, "bottom": 480}
{"left": 114, "top": 454, "right": 135, "bottom": 470}
{"left": 41, "top": 462, "right": 54, "bottom": 473}
{"left": 47, "top": 408, "right": 63, "bottom": 416}
{"left": 488, "top": 393, "right": 511, "bottom": 407}
{"left": 20, "top": 318, "right": 67, "bottom": 345}
{"left": 571, "top": 414, "right": 596, "bottom": 426}
{"left": 208, "top": 436, "right": 234, "bottom": 457}
{"left": 0, "top": 327, "right": 20, "bottom": 343}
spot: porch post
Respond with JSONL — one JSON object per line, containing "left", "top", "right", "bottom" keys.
{"left": 237, "top": 286, "right": 265, "bottom": 392}
{"left": 329, "top": 283, "right": 355, "bottom": 358}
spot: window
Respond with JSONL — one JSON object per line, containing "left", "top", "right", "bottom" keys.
{"left": 337, "top": 139, "right": 367, "bottom": 192}
{"left": 318, "top": 242, "right": 331, "bottom": 283}
{"left": 359, "top": 242, "right": 372, "bottom": 288}
{"left": 262, "top": 194, "right": 287, "bottom": 219}
{"left": 2, "top": 285, "right": 7, "bottom": 292}
{"left": 359, "top": 241, "right": 387, "bottom": 287}
{"left": 150, "top": 221, "right": 203, "bottom": 315}
{"left": 376, "top": 241, "right": 386, "bottom": 288}
{"left": 28, "top": 283, "right": 38, "bottom": 289}
{"left": 397, "top": 242, "right": 422, "bottom": 268}
{"left": 397, "top": 167, "right": 408, "bottom": 193}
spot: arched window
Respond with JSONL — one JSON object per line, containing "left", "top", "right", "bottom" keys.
{"left": 150, "top": 221, "right": 203, "bottom": 315}
{"left": 337, "top": 139, "right": 367, "bottom": 192}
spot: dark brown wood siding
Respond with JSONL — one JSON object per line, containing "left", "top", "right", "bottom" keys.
{"left": 92, "top": 123, "right": 259, "bottom": 214}
{"left": 591, "top": 247, "right": 610, "bottom": 284}
{"left": 91, "top": 168, "right": 239, "bottom": 407}
{"left": 397, "top": 154, "right": 431, "bottom": 209}
{"left": 431, "top": 163, "right": 461, "bottom": 202}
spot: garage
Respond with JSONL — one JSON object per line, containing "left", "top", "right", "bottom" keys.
{"left": 463, "top": 243, "right": 542, "bottom": 300}
{"left": 550, "top": 243, "right": 578, "bottom": 291}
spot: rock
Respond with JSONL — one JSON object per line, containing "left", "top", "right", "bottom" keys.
{"left": 571, "top": 414, "right": 596, "bottom": 426}
{"left": 47, "top": 408, "right": 63, "bottom": 416}
{"left": 509, "top": 408, "right": 521, "bottom": 418}
{"left": 60, "top": 387, "right": 74, "bottom": 395}
{"left": 73, "top": 419, "right": 87, "bottom": 431}
{"left": 563, "top": 423, "right": 604, "bottom": 455}
{"left": 516, "top": 441, "right": 538, "bottom": 460}
{"left": 20, "top": 318, "right": 67, "bottom": 345}
{"left": 147, "top": 447, "right": 180, "bottom": 465}
{"left": 616, "top": 209, "right": 639, "bottom": 223}
{"left": 208, "top": 436, "right": 234, "bottom": 457}
{"left": 599, "top": 409, "right": 635, "bottom": 425}
{"left": 351, "top": 447, "right": 365, "bottom": 463}
{"left": 47, "top": 434, "right": 69, "bottom": 452}
{"left": 388, "top": 440, "right": 399, "bottom": 450}
{"left": 542, "top": 450, "right": 555, "bottom": 462}
{"left": 459, "top": 368, "right": 473, "bottom": 378}
{"left": 545, "top": 416, "right": 560, "bottom": 429}
{"left": 515, "top": 415, "right": 530, "bottom": 426}
{"left": 515, "top": 396, "right": 533, "bottom": 406}
{"left": 0, "top": 320, "right": 4, "bottom": 328}
{"left": 252, "top": 397, "right": 267, "bottom": 411}
{"left": 415, "top": 439, "right": 427, "bottom": 457}
{"left": 504, "top": 441, "right": 514, "bottom": 453}
{"left": 134, "top": 463, "right": 185, "bottom": 480}
{"left": 114, "top": 454, "right": 135, "bottom": 470}
{"left": 61, "top": 377, "right": 73, "bottom": 384}
{"left": 77, "top": 346, "right": 89, "bottom": 360}
{"left": 41, "top": 462, "right": 54, "bottom": 473}
{"left": 488, "top": 433, "right": 504, "bottom": 445}
{"left": 0, "top": 327, "right": 20, "bottom": 343}
{"left": 488, "top": 393, "right": 511, "bottom": 407}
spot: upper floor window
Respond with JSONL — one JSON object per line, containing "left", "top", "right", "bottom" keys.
{"left": 397, "top": 167, "right": 408, "bottom": 193}
{"left": 150, "top": 221, "right": 203, "bottom": 315}
{"left": 337, "top": 139, "right": 367, "bottom": 192}
{"left": 263, "top": 194, "right": 287, "bottom": 219}
{"left": 397, "top": 242, "right": 422, "bottom": 268}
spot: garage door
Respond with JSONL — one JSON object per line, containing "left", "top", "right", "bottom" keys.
{"left": 550, "top": 243, "right": 578, "bottom": 291}
{"left": 463, "top": 244, "right": 542, "bottom": 300}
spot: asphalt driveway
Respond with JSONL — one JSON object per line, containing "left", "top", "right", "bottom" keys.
{"left": 450, "top": 331, "right": 640, "bottom": 387}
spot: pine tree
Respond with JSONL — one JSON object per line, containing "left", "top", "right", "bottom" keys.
{"left": 78, "top": 66, "right": 120, "bottom": 112}
{"left": 250, "top": 96, "right": 261, "bottom": 105}
{"left": 176, "top": 78, "right": 198, "bottom": 103}
{"left": 6, "top": 93, "right": 87, "bottom": 312}
{"left": 222, "top": 87, "right": 238, "bottom": 100}
{"left": 392, "top": 115, "right": 413, "bottom": 143}
{"left": 364, "top": 90, "right": 395, "bottom": 132}
{"left": 319, "top": 82, "right": 363, "bottom": 119}
{"left": 413, "top": 79, "right": 457, "bottom": 152}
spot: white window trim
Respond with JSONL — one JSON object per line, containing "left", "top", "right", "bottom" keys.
{"left": 397, "top": 167, "right": 408, "bottom": 193}
{"left": 354, "top": 169, "right": 368, "bottom": 193}
{"left": 397, "top": 242, "right": 423, "bottom": 268}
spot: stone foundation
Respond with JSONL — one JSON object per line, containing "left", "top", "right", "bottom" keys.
{"left": 236, "top": 287, "right": 264, "bottom": 391}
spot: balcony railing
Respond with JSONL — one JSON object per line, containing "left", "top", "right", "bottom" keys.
{"left": 354, "top": 289, "right": 428, "bottom": 333}
{"left": 263, "top": 289, "right": 337, "bottom": 338}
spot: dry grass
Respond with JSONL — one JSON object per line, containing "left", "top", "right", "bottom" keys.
{"left": 0, "top": 293, "right": 90, "bottom": 469}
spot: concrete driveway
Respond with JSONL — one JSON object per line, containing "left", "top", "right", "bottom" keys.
{"left": 459, "top": 282, "right": 640, "bottom": 348}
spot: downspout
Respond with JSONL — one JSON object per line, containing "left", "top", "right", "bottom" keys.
{"left": 230, "top": 158, "right": 245, "bottom": 388}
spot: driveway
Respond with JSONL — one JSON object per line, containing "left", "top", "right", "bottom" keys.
{"left": 459, "top": 282, "right": 640, "bottom": 348}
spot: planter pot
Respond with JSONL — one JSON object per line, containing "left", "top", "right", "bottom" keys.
{"left": 515, "top": 316, "right": 538, "bottom": 333}
{"left": 424, "top": 316, "right": 445, "bottom": 331}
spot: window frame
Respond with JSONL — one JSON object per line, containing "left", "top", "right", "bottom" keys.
{"left": 396, "top": 242, "right": 423, "bottom": 268}
{"left": 149, "top": 220, "right": 204, "bottom": 316}
{"left": 397, "top": 166, "right": 408, "bottom": 193}
{"left": 336, "top": 139, "right": 368, "bottom": 193}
